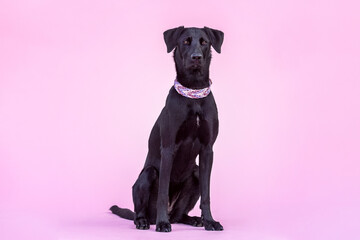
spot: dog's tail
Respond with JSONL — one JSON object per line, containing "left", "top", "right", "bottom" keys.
{"left": 109, "top": 205, "right": 135, "bottom": 220}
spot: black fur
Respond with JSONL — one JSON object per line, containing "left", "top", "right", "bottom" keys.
{"left": 110, "top": 26, "right": 224, "bottom": 232}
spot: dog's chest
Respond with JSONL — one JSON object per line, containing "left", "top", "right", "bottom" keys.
{"left": 175, "top": 105, "right": 210, "bottom": 144}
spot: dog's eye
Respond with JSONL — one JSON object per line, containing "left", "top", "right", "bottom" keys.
{"left": 184, "top": 39, "right": 191, "bottom": 45}
{"left": 201, "top": 39, "right": 208, "bottom": 45}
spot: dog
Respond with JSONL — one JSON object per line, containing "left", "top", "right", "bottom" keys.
{"left": 110, "top": 26, "right": 224, "bottom": 232}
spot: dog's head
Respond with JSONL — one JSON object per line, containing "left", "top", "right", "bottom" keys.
{"left": 164, "top": 26, "right": 224, "bottom": 74}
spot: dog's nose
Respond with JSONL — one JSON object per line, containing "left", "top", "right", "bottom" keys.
{"left": 191, "top": 53, "right": 202, "bottom": 60}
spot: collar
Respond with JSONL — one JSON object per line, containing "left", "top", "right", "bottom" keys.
{"left": 174, "top": 79, "right": 212, "bottom": 99}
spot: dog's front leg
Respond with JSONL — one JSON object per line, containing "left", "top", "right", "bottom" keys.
{"left": 199, "top": 145, "right": 223, "bottom": 231}
{"left": 155, "top": 146, "right": 174, "bottom": 232}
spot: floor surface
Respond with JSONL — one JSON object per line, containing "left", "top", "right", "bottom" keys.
{"left": 1, "top": 204, "right": 359, "bottom": 240}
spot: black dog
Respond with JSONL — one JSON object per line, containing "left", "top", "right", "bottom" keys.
{"left": 110, "top": 26, "right": 224, "bottom": 232}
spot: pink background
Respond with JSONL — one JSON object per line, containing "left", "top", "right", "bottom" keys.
{"left": 1, "top": 0, "right": 359, "bottom": 239}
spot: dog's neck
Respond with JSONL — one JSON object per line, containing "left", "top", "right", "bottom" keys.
{"left": 175, "top": 73, "right": 210, "bottom": 89}
{"left": 174, "top": 79, "right": 212, "bottom": 99}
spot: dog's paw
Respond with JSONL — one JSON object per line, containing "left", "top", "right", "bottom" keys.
{"left": 156, "top": 221, "right": 172, "bottom": 232}
{"left": 135, "top": 217, "right": 150, "bottom": 230}
{"left": 190, "top": 216, "right": 204, "bottom": 227}
{"left": 187, "top": 216, "right": 204, "bottom": 227}
{"left": 203, "top": 219, "right": 224, "bottom": 231}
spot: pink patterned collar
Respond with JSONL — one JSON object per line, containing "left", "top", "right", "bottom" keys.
{"left": 174, "top": 79, "right": 212, "bottom": 99}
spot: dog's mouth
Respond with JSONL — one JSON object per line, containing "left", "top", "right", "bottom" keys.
{"left": 190, "top": 60, "right": 202, "bottom": 69}
{"left": 191, "top": 64, "right": 201, "bottom": 70}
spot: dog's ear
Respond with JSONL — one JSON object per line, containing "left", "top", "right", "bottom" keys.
{"left": 163, "top": 26, "right": 184, "bottom": 53}
{"left": 203, "top": 27, "right": 224, "bottom": 53}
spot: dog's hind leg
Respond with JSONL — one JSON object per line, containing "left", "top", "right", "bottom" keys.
{"left": 178, "top": 215, "right": 203, "bottom": 227}
{"left": 132, "top": 166, "right": 158, "bottom": 230}
{"left": 169, "top": 167, "right": 202, "bottom": 227}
